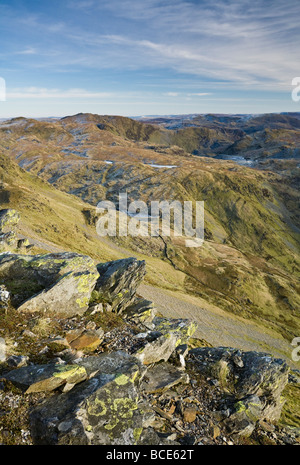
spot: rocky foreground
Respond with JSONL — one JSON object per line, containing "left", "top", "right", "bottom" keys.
{"left": 0, "top": 209, "right": 299, "bottom": 445}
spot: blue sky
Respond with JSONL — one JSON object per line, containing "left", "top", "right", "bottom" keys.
{"left": 0, "top": 0, "right": 300, "bottom": 117}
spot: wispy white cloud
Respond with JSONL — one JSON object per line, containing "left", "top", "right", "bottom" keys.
{"left": 7, "top": 87, "right": 113, "bottom": 99}
{"left": 163, "top": 92, "right": 179, "bottom": 97}
{"left": 14, "top": 47, "right": 37, "bottom": 56}
{"left": 67, "top": 0, "right": 96, "bottom": 9}
{"left": 187, "top": 93, "right": 211, "bottom": 97}
{"left": 1, "top": 0, "right": 300, "bottom": 106}
{"left": 89, "top": 0, "right": 300, "bottom": 90}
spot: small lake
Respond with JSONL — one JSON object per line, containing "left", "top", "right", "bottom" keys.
{"left": 145, "top": 163, "right": 178, "bottom": 169}
{"left": 214, "top": 155, "right": 255, "bottom": 166}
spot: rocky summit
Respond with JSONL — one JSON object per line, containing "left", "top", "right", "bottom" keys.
{"left": 0, "top": 216, "right": 299, "bottom": 445}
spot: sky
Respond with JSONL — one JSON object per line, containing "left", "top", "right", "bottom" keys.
{"left": 0, "top": 0, "right": 300, "bottom": 118}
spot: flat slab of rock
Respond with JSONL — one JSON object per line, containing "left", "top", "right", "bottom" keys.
{"left": 66, "top": 328, "right": 104, "bottom": 352}
{"left": 140, "top": 362, "right": 189, "bottom": 394}
{"left": 75, "top": 351, "right": 145, "bottom": 378}
{"left": 4, "top": 363, "right": 87, "bottom": 393}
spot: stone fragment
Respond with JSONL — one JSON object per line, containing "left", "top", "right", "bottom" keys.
{"left": 134, "top": 317, "right": 197, "bottom": 365}
{"left": 4, "top": 363, "right": 87, "bottom": 393}
{"left": 140, "top": 362, "right": 189, "bottom": 394}
{"left": 183, "top": 406, "right": 198, "bottom": 423}
{"left": 68, "top": 329, "right": 104, "bottom": 352}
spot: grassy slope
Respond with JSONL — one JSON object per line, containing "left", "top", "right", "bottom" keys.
{"left": 0, "top": 153, "right": 187, "bottom": 291}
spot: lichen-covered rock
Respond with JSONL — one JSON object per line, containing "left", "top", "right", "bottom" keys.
{"left": 123, "top": 296, "right": 157, "bottom": 329}
{"left": 0, "top": 252, "right": 99, "bottom": 316}
{"left": 4, "top": 363, "right": 87, "bottom": 393}
{"left": 29, "top": 352, "right": 149, "bottom": 445}
{"left": 134, "top": 317, "right": 197, "bottom": 365}
{"left": 0, "top": 209, "right": 20, "bottom": 250}
{"left": 74, "top": 351, "right": 144, "bottom": 378}
{"left": 94, "top": 258, "right": 146, "bottom": 313}
{"left": 223, "top": 395, "right": 264, "bottom": 437}
{"left": 186, "top": 347, "right": 289, "bottom": 427}
{"left": 0, "top": 209, "right": 20, "bottom": 233}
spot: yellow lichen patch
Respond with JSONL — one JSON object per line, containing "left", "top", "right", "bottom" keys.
{"left": 87, "top": 397, "right": 108, "bottom": 417}
{"left": 52, "top": 365, "right": 87, "bottom": 381}
{"left": 114, "top": 374, "right": 130, "bottom": 386}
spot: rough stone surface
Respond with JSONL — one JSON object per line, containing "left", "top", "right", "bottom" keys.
{"left": 75, "top": 351, "right": 144, "bottom": 378}
{"left": 94, "top": 258, "right": 146, "bottom": 312}
{"left": 223, "top": 395, "right": 264, "bottom": 437}
{"left": 0, "top": 209, "right": 20, "bottom": 233}
{"left": 66, "top": 329, "right": 104, "bottom": 352}
{"left": 4, "top": 363, "right": 87, "bottom": 393}
{"left": 0, "top": 209, "right": 21, "bottom": 250}
{"left": 186, "top": 347, "right": 289, "bottom": 428}
{"left": 0, "top": 252, "right": 99, "bottom": 316}
{"left": 29, "top": 352, "right": 147, "bottom": 445}
{"left": 134, "top": 317, "right": 197, "bottom": 365}
{"left": 140, "top": 362, "right": 189, "bottom": 394}
{"left": 124, "top": 296, "right": 157, "bottom": 328}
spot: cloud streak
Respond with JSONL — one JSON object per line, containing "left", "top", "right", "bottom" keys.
{"left": 1, "top": 0, "right": 299, "bottom": 116}
{"left": 2, "top": 0, "right": 299, "bottom": 91}
{"left": 89, "top": 0, "right": 300, "bottom": 90}
{"left": 7, "top": 87, "right": 113, "bottom": 99}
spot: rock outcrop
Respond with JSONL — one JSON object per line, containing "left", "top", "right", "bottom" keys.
{"left": 134, "top": 317, "right": 197, "bottom": 365}
{"left": 29, "top": 352, "right": 154, "bottom": 445}
{"left": 186, "top": 347, "right": 290, "bottom": 436}
{"left": 94, "top": 258, "right": 146, "bottom": 313}
{"left": 0, "top": 236, "right": 296, "bottom": 445}
{"left": 0, "top": 252, "right": 149, "bottom": 318}
{"left": 0, "top": 209, "right": 20, "bottom": 249}
{"left": 0, "top": 252, "right": 99, "bottom": 317}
